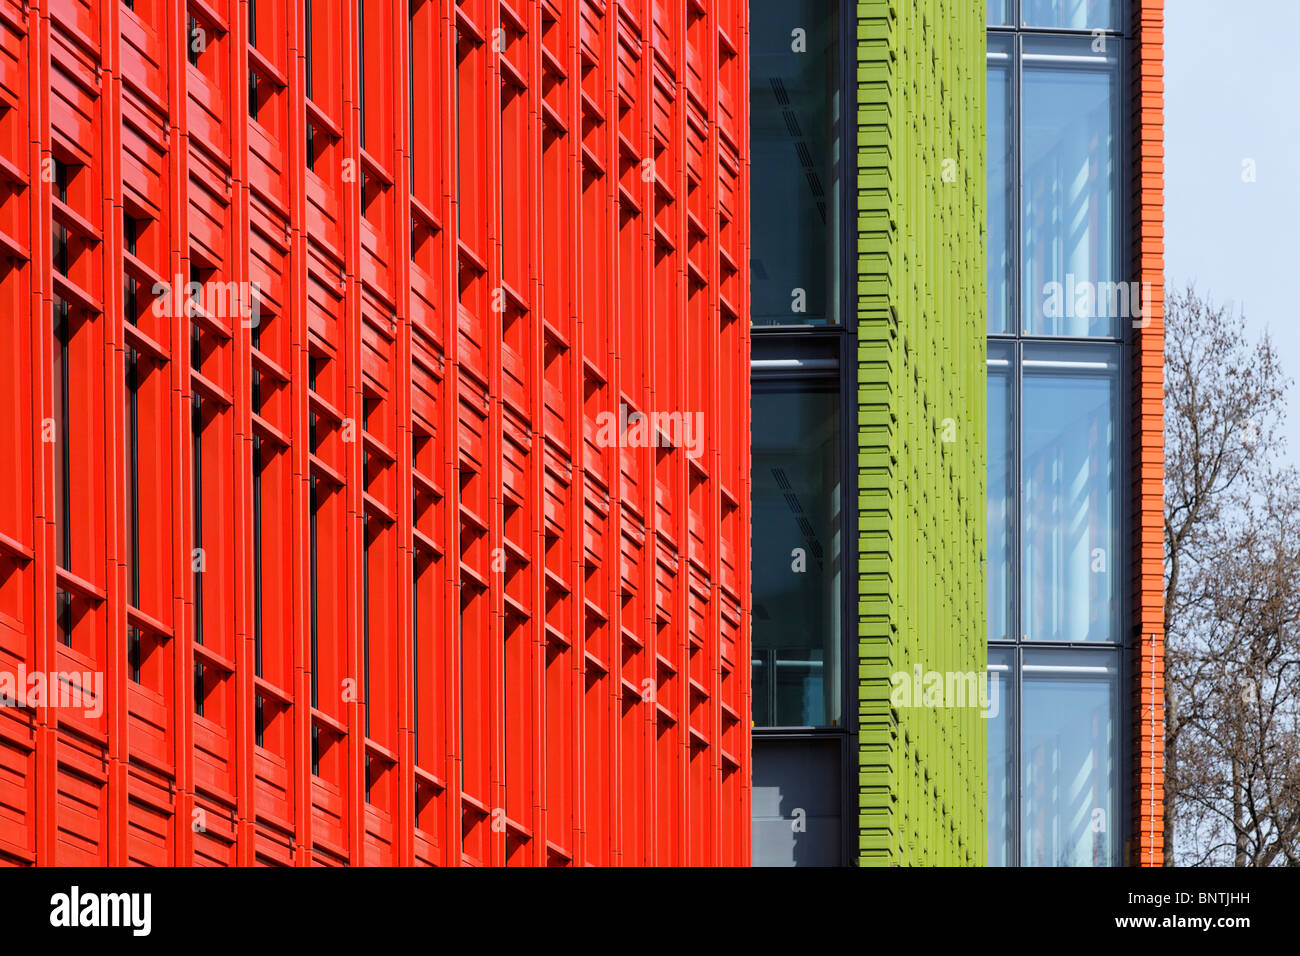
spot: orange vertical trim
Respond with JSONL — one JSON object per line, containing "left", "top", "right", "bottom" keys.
{"left": 1131, "top": 0, "right": 1166, "bottom": 868}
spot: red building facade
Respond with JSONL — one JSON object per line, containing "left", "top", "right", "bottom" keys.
{"left": 0, "top": 0, "right": 751, "bottom": 866}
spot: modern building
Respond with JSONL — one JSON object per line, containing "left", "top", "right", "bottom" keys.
{"left": 748, "top": 0, "right": 1165, "bottom": 867}
{"left": 0, "top": 0, "right": 752, "bottom": 866}
{"left": 0, "top": 0, "right": 1165, "bottom": 870}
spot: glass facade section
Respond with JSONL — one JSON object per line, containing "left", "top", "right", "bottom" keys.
{"left": 987, "top": 1, "right": 1127, "bottom": 867}
{"left": 1021, "top": 650, "right": 1119, "bottom": 866}
{"left": 1021, "top": 37, "right": 1121, "bottom": 336}
{"left": 750, "top": 0, "right": 851, "bottom": 865}
{"left": 749, "top": 0, "right": 841, "bottom": 327}
{"left": 751, "top": 380, "right": 843, "bottom": 728}
{"left": 1021, "top": 344, "right": 1119, "bottom": 643}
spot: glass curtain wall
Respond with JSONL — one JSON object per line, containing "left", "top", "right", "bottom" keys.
{"left": 986, "top": 0, "right": 1127, "bottom": 867}
{"left": 749, "top": 0, "right": 851, "bottom": 867}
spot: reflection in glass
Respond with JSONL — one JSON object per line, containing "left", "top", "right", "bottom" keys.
{"left": 751, "top": 381, "right": 842, "bottom": 726}
{"left": 987, "top": 0, "right": 1011, "bottom": 25}
{"left": 987, "top": 38, "right": 1012, "bottom": 332}
{"left": 749, "top": 0, "right": 840, "bottom": 326}
{"left": 987, "top": 346, "right": 1014, "bottom": 640}
{"left": 1021, "top": 0, "right": 1120, "bottom": 31}
{"left": 987, "top": 647, "right": 1014, "bottom": 866}
{"left": 1021, "top": 650, "right": 1118, "bottom": 866}
{"left": 1021, "top": 39, "right": 1119, "bottom": 336}
{"left": 1021, "top": 345, "right": 1118, "bottom": 642}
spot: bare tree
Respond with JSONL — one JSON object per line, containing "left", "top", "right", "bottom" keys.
{"left": 1163, "top": 284, "right": 1296, "bottom": 864}
{"left": 1171, "top": 484, "right": 1300, "bottom": 865}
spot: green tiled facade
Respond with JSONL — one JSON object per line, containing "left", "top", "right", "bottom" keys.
{"left": 855, "top": 0, "right": 987, "bottom": 865}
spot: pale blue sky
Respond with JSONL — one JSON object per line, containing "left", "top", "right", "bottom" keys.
{"left": 1166, "top": 1, "right": 1300, "bottom": 460}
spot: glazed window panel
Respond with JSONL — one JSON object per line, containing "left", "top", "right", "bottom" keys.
{"left": 1020, "top": 648, "right": 1119, "bottom": 867}
{"left": 751, "top": 379, "right": 842, "bottom": 728}
{"left": 987, "top": 342, "right": 1014, "bottom": 642}
{"left": 1020, "top": 0, "right": 1122, "bottom": 31}
{"left": 1020, "top": 37, "right": 1121, "bottom": 337}
{"left": 748, "top": 0, "right": 840, "bottom": 327}
{"left": 987, "top": 35, "right": 1012, "bottom": 333}
{"left": 1020, "top": 343, "right": 1119, "bottom": 643}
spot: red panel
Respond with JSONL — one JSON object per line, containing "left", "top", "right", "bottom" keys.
{"left": 1, "top": 0, "right": 750, "bottom": 866}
